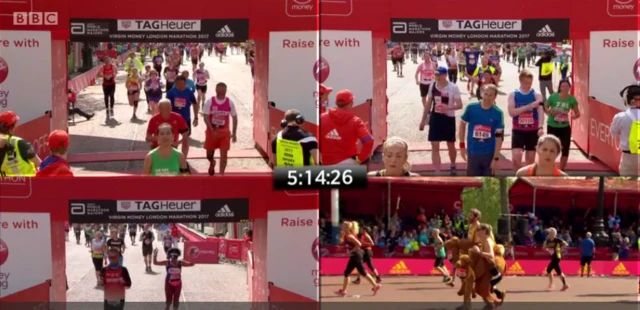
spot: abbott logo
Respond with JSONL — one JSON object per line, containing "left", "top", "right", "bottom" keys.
{"left": 70, "top": 23, "right": 86, "bottom": 35}
{"left": 13, "top": 12, "right": 58, "bottom": 25}
{"left": 392, "top": 22, "right": 407, "bottom": 34}
{"left": 70, "top": 203, "right": 86, "bottom": 215}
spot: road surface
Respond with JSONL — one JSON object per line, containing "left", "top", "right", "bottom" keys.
{"left": 66, "top": 231, "right": 249, "bottom": 307}
{"left": 385, "top": 51, "right": 615, "bottom": 176}
{"left": 69, "top": 49, "right": 266, "bottom": 174}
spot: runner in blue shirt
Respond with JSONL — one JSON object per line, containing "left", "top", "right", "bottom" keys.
{"left": 463, "top": 47, "right": 482, "bottom": 96}
{"left": 579, "top": 232, "right": 595, "bottom": 277}
{"left": 166, "top": 76, "right": 198, "bottom": 157}
{"left": 458, "top": 84, "right": 505, "bottom": 176}
{"left": 171, "top": 71, "right": 196, "bottom": 94}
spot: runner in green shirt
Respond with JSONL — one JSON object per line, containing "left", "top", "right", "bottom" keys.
{"left": 516, "top": 45, "right": 527, "bottom": 72}
{"left": 544, "top": 79, "right": 580, "bottom": 170}
{"left": 142, "top": 123, "right": 188, "bottom": 176}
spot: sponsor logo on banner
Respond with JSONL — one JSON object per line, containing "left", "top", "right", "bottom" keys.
{"left": 13, "top": 12, "right": 58, "bottom": 25}
{"left": 312, "top": 237, "right": 319, "bottom": 261}
{"left": 0, "top": 31, "right": 52, "bottom": 124}
{"left": 612, "top": 262, "right": 630, "bottom": 275}
{"left": 314, "top": 57, "right": 330, "bottom": 83}
{"left": 214, "top": 205, "right": 234, "bottom": 217}
{"left": 0, "top": 213, "right": 52, "bottom": 297}
{"left": 607, "top": 0, "right": 638, "bottom": 16}
{"left": 285, "top": 0, "right": 316, "bottom": 17}
{"left": 431, "top": 266, "right": 450, "bottom": 275}
{"left": 117, "top": 20, "right": 201, "bottom": 31}
{"left": 634, "top": 58, "right": 640, "bottom": 81}
{"left": 438, "top": 20, "right": 522, "bottom": 31}
{"left": 506, "top": 262, "right": 525, "bottom": 275}
{"left": 389, "top": 261, "right": 411, "bottom": 274}
{"left": 117, "top": 200, "right": 201, "bottom": 212}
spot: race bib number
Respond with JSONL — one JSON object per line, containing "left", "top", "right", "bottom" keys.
{"left": 212, "top": 118, "right": 225, "bottom": 126}
{"left": 435, "top": 103, "right": 448, "bottom": 114}
{"left": 150, "top": 81, "right": 159, "bottom": 89}
{"left": 554, "top": 113, "right": 569, "bottom": 123}
{"left": 472, "top": 125, "right": 492, "bottom": 140}
{"left": 104, "top": 73, "right": 113, "bottom": 79}
{"left": 175, "top": 98, "right": 186, "bottom": 108}
{"left": 456, "top": 269, "right": 468, "bottom": 278}
{"left": 129, "top": 84, "right": 138, "bottom": 91}
{"left": 144, "top": 239, "right": 151, "bottom": 245}
{"left": 518, "top": 112, "right": 534, "bottom": 126}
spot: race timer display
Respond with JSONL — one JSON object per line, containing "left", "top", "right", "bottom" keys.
{"left": 273, "top": 166, "right": 368, "bottom": 190}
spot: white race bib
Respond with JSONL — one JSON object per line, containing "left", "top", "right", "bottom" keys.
{"left": 175, "top": 98, "right": 186, "bottom": 108}
{"left": 518, "top": 112, "right": 534, "bottom": 126}
{"left": 472, "top": 125, "right": 492, "bottom": 140}
{"left": 212, "top": 119, "right": 225, "bottom": 126}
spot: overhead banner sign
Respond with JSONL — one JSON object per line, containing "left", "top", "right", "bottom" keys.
{"left": 390, "top": 19, "right": 569, "bottom": 42}
{"left": 68, "top": 199, "right": 249, "bottom": 223}
{"left": 69, "top": 19, "right": 249, "bottom": 42}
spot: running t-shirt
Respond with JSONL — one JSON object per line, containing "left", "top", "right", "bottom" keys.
{"left": 434, "top": 239, "right": 446, "bottom": 258}
{"left": 166, "top": 261, "right": 183, "bottom": 285}
{"left": 545, "top": 238, "right": 563, "bottom": 260}
{"left": 166, "top": 88, "right": 197, "bottom": 121}
{"left": 92, "top": 239, "right": 105, "bottom": 258}
{"left": 427, "top": 82, "right": 461, "bottom": 118}
{"left": 102, "top": 64, "right": 117, "bottom": 86}
{"left": 149, "top": 148, "right": 182, "bottom": 176}
{"left": 163, "top": 235, "right": 173, "bottom": 248}
{"left": 517, "top": 47, "right": 527, "bottom": 60}
{"left": 147, "top": 112, "right": 190, "bottom": 148}
{"left": 489, "top": 55, "right": 500, "bottom": 67}
{"left": 418, "top": 62, "right": 436, "bottom": 85}
{"left": 106, "top": 238, "right": 125, "bottom": 252}
{"left": 464, "top": 51, "right": 481, "bottom": 69}
{"left": 546, "top": 93, "right": 577, "bottom": 128}
{"left": 101, "top": 266, "right": 132, "bottom": 301}
{"left": 461, "top": 102, "right": 505, "bottom": 156}
{"left": 512, "top": 88, "right": 539, "bottom": 131}
{"left": 141, "top": 231, "right": 154, "bottom": 247}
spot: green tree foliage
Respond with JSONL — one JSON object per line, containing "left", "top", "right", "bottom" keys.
{"left": 461, "top": 177, "right": 515, "bottom": 234}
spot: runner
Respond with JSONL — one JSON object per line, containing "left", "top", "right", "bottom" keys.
{"left": 488, "top": 50, "right": 502, "bottom": 86}
{"left": 415, "top": 53, "right": 436, "bottom": 109}
{"left": 456, "top": 46, "right": 466, "bottom": 82}
{"left": 73, "top": 223, "right": 82, "bottom": 244}
{"left": 471, "top": 57, "right": 497, "bottom": 94}
{"left": 126, "top": 68, "right": 143, "bottom": 120}
{"left": 162, "top": 231, "right": 173, "bottom": 254}
{"left": 610, "top": 85, "right": 640, "bottom": 175}
{"left": 140, "top": 225, "right": 155, "bottom": 272}
{"left": 334, "top": 222, "right": 381, "bottom": 297}
{"left": 445, "top": 48, "right": 458, "bottom": 84}
{"left": 463, "top": 45, "right": 482, "bottom": 96}
{"left": 101, "top": 248, "right": 132, "bottom": 310}
{"left": 516, "top": 135, "right": 567, "bottom": 176}
{"left": 202, "top": 82, "right": 238, "bottom": 175}
{"left": 143, "top": 123, "right": 189, "bottom": 176}
{"left": 535, "top": 50, "right": 555, "bottom": 101}
{"left": 98, "top": 57, "right": 118, "bottom": 120}
{"left": 163, "top": 61, "right": 180, "bottom": 92}
{"left": 84, "top": 224, "right": 94, "bottom": 247}
{"left": 172, "top": 71, "right": 196, "bottom": 93}
{"left": 391, "top": 44, "right": 405, "bottom": 77}
{"left": 508, "top": 70, "right": 544, "bottom": 171}
{"left": 153, "top": 247, "right": 195, "bottom": 310}
{"left": 432, "top": 228, "right": 452, "bottom": 283}
{"left": 545, "top": 80, "right": 580, "bottom": 170}
{"left": 90, "top": 231, "right": 106, "bottom": 287}
{"left": 190, "top": 44, "right": 200, "bottom": 71}
{"left": 368, "top": 137, "right": 418, "bottom": 177}
{"left": 146, "top": 100, "right": 190, "bottom": 149}
{"left": 170, "top": 224, "right": 180, "bottom": 248}
{"left": 352, "top": 226, "right": 382, "bottom": 284}
{"left": 194, "top": 62, "right": 211, "bottom": 108}
{"left": 166, "top": 76, "right": 199, "bottom": 157}
{"left": 459, "top": 85, "right": 505, "bottom": 176}
{"left": 128, "top": 223, "right": 137, "bottom": 246}
{"left": 543, "top": 228, "right": 570, "bottom": 291}
{"left": 420, "top": 67, "right": 463, "bottom": 176}
{"left": 106, "top": 229, "right": 126, "bottom": 266}
{"left": 144, "top": 70, "right": 164, "bottom": 115}
{"left": 64, "top": 221, "right": 70, "bottom": 242}
{"left": 579, "top": 232, "right": 595, "bottom": 277}
{"left": 153, "top": 50, "right": 164, "bottom": 75}
{"left": 124, "top": 51, "right": 143, "bottom": 75}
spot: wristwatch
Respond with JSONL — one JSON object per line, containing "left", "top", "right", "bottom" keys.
{"left": 493, "top": 157, "right": 499, "bottom": 161}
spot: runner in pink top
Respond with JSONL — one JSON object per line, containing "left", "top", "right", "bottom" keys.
{"left": 194, "top": 62, "right": 210, "bottom": 108}
{"left": 202, "top": 83, "right": 238, "bottom": 176}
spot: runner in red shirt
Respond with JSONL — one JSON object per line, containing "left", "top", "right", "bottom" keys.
{"left": 36, "top": 130, "right": 74, "bottom": 177}
{"left": 146, "top": 100, "right": 190, "bottom": 149}
{"left": 319, "top": 84, "right": 333, "bottom": 114}
{"left": 320, "top": 90, "right": 374, "bottom": 165}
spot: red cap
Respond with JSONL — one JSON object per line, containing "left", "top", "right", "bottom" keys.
{"left": 320, "top": 84, "right": 333, "bottom": 95}
{"left": 335, "top": 90, "right": 354, "bottom": 106}
{"left": 0, "top": 111, "right": 19, "bottom": 127}
{"left": 48, "top": 130, "right": 70, "bottom": 149}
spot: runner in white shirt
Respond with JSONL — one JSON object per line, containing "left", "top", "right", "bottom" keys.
{"left": 415, "top": 54, "right": 436, "bottom": 110}
{"left": 193, "top": 62, "right": 211, "bottom": 109}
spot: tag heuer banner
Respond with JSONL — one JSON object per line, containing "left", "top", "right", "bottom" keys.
{"left": 69, "top": 199, "right": 249, "bottom": 223}
{"left": 69, "top": 19, "right": 249, "bottom": 42}
{"left": 390, "top": 18, "right": 569, "bottom": 43}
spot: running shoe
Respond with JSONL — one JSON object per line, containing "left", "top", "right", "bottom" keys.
{"left": 560, "top": 285, "right": 569, "bottom": 292}
{"left": 334, "top": 289, "right": 347, "bottom": 297}
{"left": 351, "top": 278, "right": 361, "bottom": 285}
{"left": 372, "top": 284, "right": 381, "bottom": 296}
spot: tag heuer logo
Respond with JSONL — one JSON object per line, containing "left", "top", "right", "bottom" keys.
{"left": 216, "top": 25, "right": 234, "bottom": 38}
{"left": 441, "top": 20, "right": 453, "bottom": 29}
{"left": 215, "top": 205, "right": 234, "bottom": 217}
{"left": 121, "top": 21, "right": 131, "bottom": 29}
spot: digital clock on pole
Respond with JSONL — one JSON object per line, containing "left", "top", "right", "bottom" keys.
{"left": 273, "top": 166, "right": 368, "bottom": 190}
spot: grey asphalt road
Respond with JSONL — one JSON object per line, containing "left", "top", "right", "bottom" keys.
{"left": 69, "top": 49, "right": 266, "bottom": 173}
{"left": 65, "top": 231, "right": 249, "bottom": 304}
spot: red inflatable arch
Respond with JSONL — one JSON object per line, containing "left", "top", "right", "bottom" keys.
{"left": 0, "top": 0, "right": 318, "bottom": 167}
{"left": 0, "top": 176, "right": 317, "bottom": 303}
{"left": 321, "top": 0, "right": 637, "bottom": 172}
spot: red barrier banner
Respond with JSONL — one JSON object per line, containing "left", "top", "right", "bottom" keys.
{"left": 183, "top": 241, "right": 219, "bottom": 264}
{"left": 320, "top": 245, "right": 638, "bottom": 261}
{"left": 0, "top": 281, "right": 50, "bottom": 303}
{"left": 225, "top": 239, "right": 243, "bottom": 260}
{"left": 269, "top": 283, "right": 318, "bottom": 303}
{"left": 320, "top": 258, "right": 639, "bottom": 277}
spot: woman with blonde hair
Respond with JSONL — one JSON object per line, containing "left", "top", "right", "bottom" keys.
{"left": 335, "top": 221, "right": 381, "bottom": 297}
{"left": 368, "top": 137, "right": 418, "bottom": 177}
{"left": 126, "top": 68, "right": 143, "bottom": 121}
{"left": 516, "top": 134, "right": 568, "bottom": 176}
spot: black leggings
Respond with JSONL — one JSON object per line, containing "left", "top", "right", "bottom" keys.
{"left": 343, "top": 253, "right": 367, "bottom": 277}
{"left": 103, "top": 84, "right": 116, "bottom": 110}
{"left": 448, "top": 69, "right": 458, "bottom": 84}
{"left": 363, "top": 249, "right": 376, "bottom": 272}
{"left": 546, "top": 259, "right": 562, "bottom": 275}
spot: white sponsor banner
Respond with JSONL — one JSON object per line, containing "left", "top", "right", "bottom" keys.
{"left": 267, "top": 209, "right": 318, "bottom": 301}
{"left": 0, "top": 31, "right": 52, "bottom": 124}
{"left": 589, "top": 31, "right": 640, "bottom": 110}
{"left": 320, "top": 30, "right": 373, "bottom": 109}
{"left": 438, "top": 20, "right": 522, "bottom": 31}
{"left": 116, "top": 200, "right": 202, "bottom": 212}
{"left": 0, "top": 212, "right": 52, "bottom": 298}
{"left": 117, "top": 20, "right": 202, "bottom": 31}
{"left": 268, "top": 31, "right": 318, "bottom": 123}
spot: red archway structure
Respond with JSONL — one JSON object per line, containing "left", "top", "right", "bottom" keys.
{"left": 0, "top": 0, "right": 318, "bottom": 167}
{"left": 0, "top": 177, "right": 318, "bottom": 303}
{"left": 321, "top": 0, "right": 638, "bottom": 173}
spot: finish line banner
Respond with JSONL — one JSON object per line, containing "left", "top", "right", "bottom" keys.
{"left": 390, "top": 18, "right": 569, "bottom": 43}
{"left": 68, "top": 199, "right": 249, "bottom": 223}
{"left": 320, "top": 258, "right": 638, "bottom": 277}
{"left": 69, "top": 18, "right": 249, "bottom": 42}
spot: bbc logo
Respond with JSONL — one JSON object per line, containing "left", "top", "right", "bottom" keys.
{"left": 13, "top": 12, "right": 58, "bottom": 26}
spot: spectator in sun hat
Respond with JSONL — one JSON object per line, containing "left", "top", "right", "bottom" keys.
{"left": 319, "top": 84, "right": 333, "bottom": 114}
{"left": 0, "top": 110, "right": 41, "bottom": 176}
{"left": 319, "top": 89, "right": 374, "bottom": 166}
{"left": 36, "top": 130, "right": 73, "bottom": 177}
